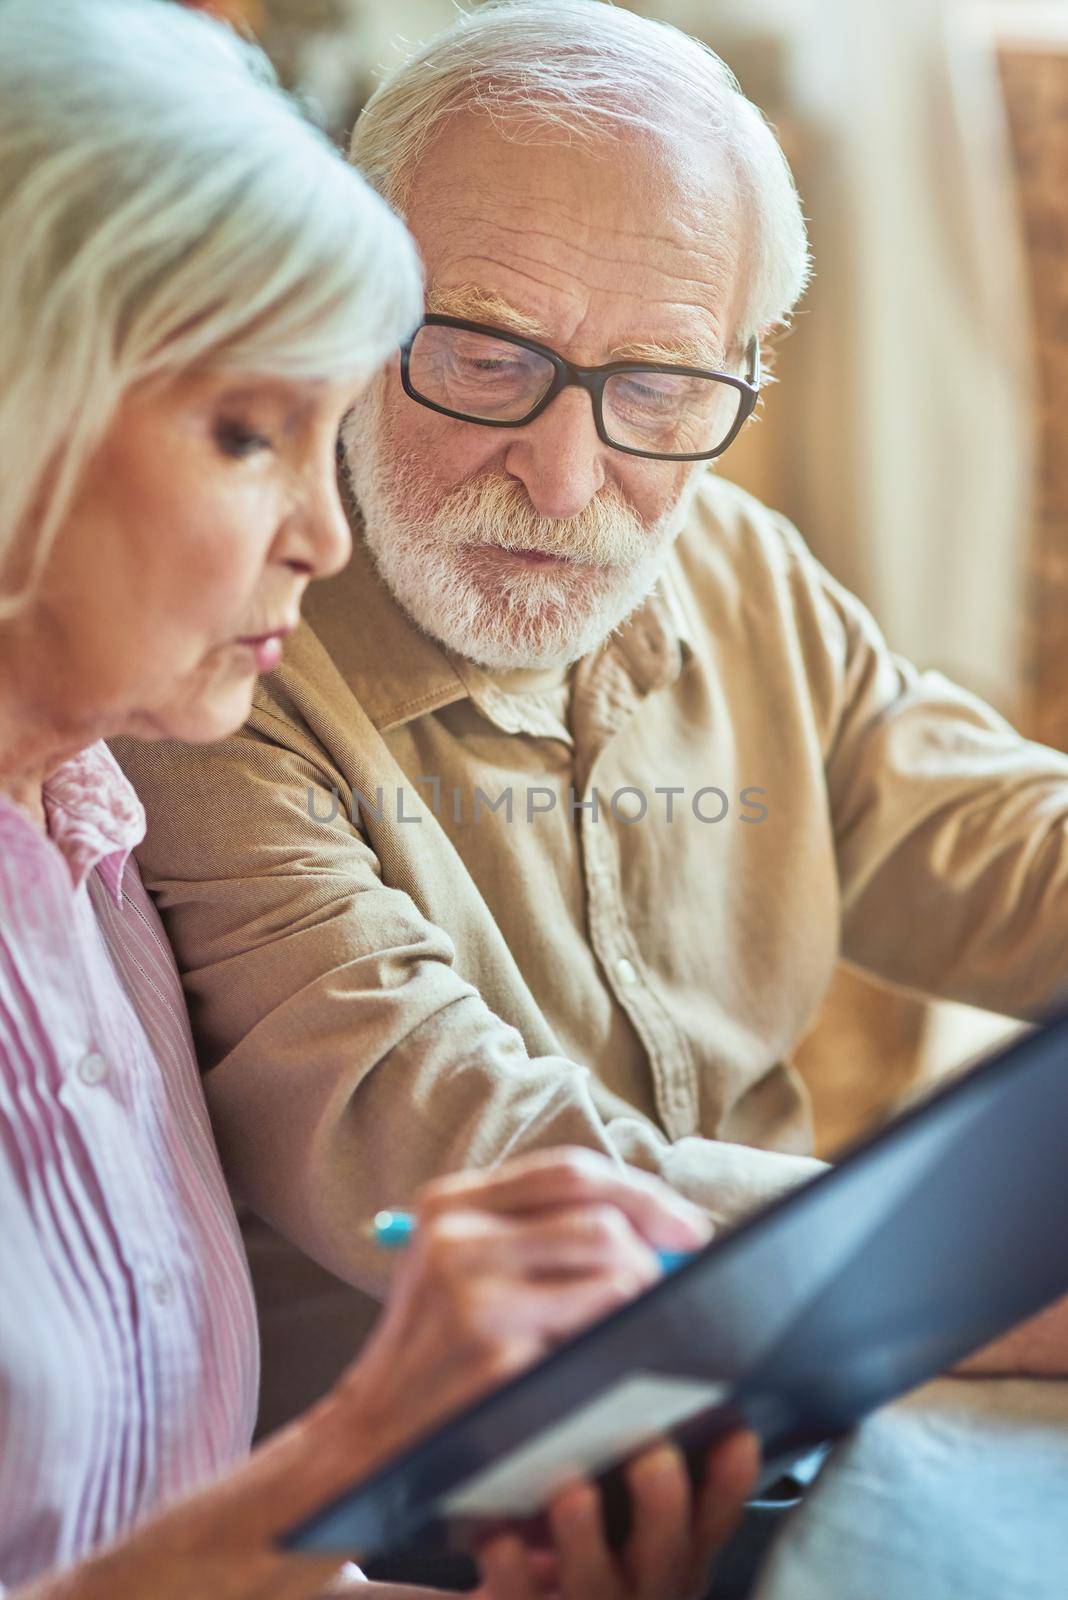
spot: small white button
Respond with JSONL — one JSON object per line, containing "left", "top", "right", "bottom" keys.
{"left": 615, "top": 957, "right": 639, "bottom": 987}
{"left": 613, "top": 790, "right": 646, "bottom": 821}
{"left": 76, "top": 1052, "right": 109, "bottom": 1087}
{"left": 149, "top": 1273, "right": 174, "bottom": 1308}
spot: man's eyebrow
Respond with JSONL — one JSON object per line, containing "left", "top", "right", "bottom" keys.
{"left": 609, "top": 337, "right": 726, "bottom": 370}
{"left": 426, "top": 284, "right": 550, "bottom": 340}
{"left": 425, "top": 286, "right": 730, "bottom": 370}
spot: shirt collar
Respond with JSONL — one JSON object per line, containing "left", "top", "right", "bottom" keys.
{"left": 299, "top": 533, "right": 467, "bottom": 734}
{"left": 300, "top": 515, "right": 693, "bottom": 736}
{"left": 447, "top": 653, "right": 575, "bottom": 746}
{"left": 41, "top": 741, "right": 145, "bottom": 902}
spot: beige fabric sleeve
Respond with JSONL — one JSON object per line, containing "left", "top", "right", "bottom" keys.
{"left": 117, "top": 715, "right": 821, "bottom": 1294}
{"left": 774, "top": 517, "right": 1068, "bottom": 1015}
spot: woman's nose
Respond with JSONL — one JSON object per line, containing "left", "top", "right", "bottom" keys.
{"left": 284, "top": 461, "right": 352, "bottom": 580}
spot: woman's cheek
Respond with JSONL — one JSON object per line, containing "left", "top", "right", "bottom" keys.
{"left": 178, "top": 512, "right": 271, "bottom": 627}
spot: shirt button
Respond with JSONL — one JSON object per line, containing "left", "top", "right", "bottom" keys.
{"left": 149, "top": 1273, "right": 174, "bottom": 1308}
{"left": 615, "top": 957, "right": 639, "bottom": 987}
{"left": 76, "top": 1052, "right": 109, "bottom": 1087}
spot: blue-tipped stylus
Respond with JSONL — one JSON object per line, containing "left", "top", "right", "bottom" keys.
{"left": 369, "top": 1208, "right": 693, "bottom": 1272}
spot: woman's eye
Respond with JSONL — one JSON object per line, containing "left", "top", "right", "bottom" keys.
{"left": 214, "top": 420, "right": 272, "bottom": 459}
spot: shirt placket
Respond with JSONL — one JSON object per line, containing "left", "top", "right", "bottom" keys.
{"left": 571, "top": 628, "right": 702, "bottom": 1143}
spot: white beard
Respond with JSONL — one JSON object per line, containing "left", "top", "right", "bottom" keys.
{"left": 342, "top": 391, "right": 702, "bottom": 671}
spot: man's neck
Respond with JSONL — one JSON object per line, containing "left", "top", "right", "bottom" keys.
{"left": 481, "top": 658, "right": 574, "bottom": 695}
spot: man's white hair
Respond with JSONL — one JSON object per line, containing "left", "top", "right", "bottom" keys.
{"left": 0, "top": 0, "right": 423, "bottom": 621}
{"left": 350, "top": 0, "right": 810, "bottom": 347}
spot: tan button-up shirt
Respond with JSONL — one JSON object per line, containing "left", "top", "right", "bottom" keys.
{"left": 115, "top": 475, "right": 1068, "bottom": 1309}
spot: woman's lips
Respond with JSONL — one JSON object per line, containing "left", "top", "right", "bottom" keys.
{"left": 235, "top": 627, "right": 293, "bottom": 673}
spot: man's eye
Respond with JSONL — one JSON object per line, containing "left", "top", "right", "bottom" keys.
{"left": 455, "top": 354, "right": 523, "bottom": 377}
{"left": 214, "top": 420, "right": 272, "bottom": 459}
{"left": 615, "top": 376, "right": 698, "bottom": 414}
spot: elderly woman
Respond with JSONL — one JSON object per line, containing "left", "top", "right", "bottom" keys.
{"left": 0, "top": 2, "right": 755, "bottom": 1597}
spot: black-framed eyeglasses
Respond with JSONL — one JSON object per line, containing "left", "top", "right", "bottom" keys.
{"left": 399, "top": 314, "right": 761, "bottom": 463}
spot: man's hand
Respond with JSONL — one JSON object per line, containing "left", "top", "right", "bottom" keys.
{"left": 475, "top": 1432, "right": 759, "bottom": 1600}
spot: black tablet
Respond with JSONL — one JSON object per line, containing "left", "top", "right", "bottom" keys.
{"left": 284, "top": 1008, "right": 1068, "bottom": 1562}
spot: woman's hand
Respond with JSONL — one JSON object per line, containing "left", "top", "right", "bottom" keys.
{"left": 9, "top": 1151, "right": 715, "bottom": 1600}
{"left": 334, "top": 1147, "right": 714, "bottom": 1466}
{"left": 476, "top": 1431, "right": 759, "bottom": 1600}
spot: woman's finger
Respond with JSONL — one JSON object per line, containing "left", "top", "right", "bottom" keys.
{"left": 417, "top": 1203, "right": 663, "bottom": 1282}
{"left": 684, "top": 1431, "right": 760, "bottom": 1594}
{"left": 416, "top": 1149, "right": 712, "bottom": 1251}
{"left": 546, "top": 1477, "right": 621, "bottom": 1600}
{"left": 620, "top": 1443, "right": 692, "bottom": 1600}
{"left": 476, "top": 1532, "right": 552, "bottom": 1600}
{"left": 460, "top": 1266, "right": 662, "bottom": 1347}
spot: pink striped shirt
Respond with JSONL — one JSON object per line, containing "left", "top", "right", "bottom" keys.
{"left": 0, "top": 741, "right": 259, "bottom": 1588}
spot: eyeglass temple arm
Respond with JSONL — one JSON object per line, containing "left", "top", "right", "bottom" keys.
{"left": 746, "top": 334, "right": 762, "bottom": 388}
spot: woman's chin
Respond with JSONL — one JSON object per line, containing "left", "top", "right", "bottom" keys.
{"left": 145, "top": 678, "right": 258, "bottom": 746}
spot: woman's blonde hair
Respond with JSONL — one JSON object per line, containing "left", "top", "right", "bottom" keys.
{"left": 350, "top": 0, "right": 809, "bottom": 350}
{"left": 0, "top": 0, "right": 422, "bottom": 620}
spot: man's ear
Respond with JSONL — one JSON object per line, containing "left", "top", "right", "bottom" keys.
{"left": 754, "top": 320, "right": 790, "bottom": 383}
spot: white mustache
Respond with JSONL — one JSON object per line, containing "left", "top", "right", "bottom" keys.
{"left": 345, "top": 393, "right": 701, "bottom": 671}
{"left": 434, "top": 473, "right": 650, "bottom": 570}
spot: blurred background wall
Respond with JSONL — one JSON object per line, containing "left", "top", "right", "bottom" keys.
{"left": 193, "top": 0, "right": 1068, "bottom": 1154}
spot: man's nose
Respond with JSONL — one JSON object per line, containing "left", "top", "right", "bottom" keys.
{"left": 503, "top": 386, "right": 606, "bottom": 519}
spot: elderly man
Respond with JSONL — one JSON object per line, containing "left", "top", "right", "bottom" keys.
{"left": 117, "top": 0, "right": 1068, "bottom": 1438}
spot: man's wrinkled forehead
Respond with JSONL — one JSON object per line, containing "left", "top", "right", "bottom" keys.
{"left": 405, "top": 112, "right": 746, "bottom": 363}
